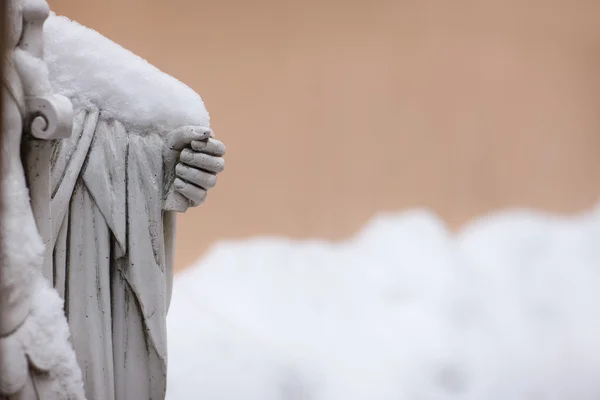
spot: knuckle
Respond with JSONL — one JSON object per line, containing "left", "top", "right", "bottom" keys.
{"left": 191, "top": 140, "right": 208, "bottom": 152}
{"left": 205, "top": 174, "right": 217, "bottom": 188}
{"left": 174, "top": 179, "right": 185, "bottom": 191}
{"left": 175, "top": 163, "right": 186, "bottom": 176}
{"left": 180, "top": 149, "right": 194, "bottom": 163}
{"left": 212, "top": 139, "right": 226, "bottom": 154}
{"left": 216, "top": 158, "right": 225, "bottom": 172}
{"left": 192, "top": 191, "right": 207, "bottom": 206}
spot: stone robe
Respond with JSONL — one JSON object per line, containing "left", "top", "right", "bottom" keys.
{"left": 50, "top": 108, "right": 177, "bottom": 400}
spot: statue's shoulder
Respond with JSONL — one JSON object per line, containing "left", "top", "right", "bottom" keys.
{"left": 44, "top": 13, "right": 210, "bottom": 135}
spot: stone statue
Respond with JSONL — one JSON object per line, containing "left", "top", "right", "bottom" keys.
{"left": 0, "top": 0, "right": 85, "bottom": 398}
{"left": 40, "top": 14, "right": 226, "bottom": 400}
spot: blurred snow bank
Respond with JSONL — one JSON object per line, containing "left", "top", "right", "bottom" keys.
{"left": 167, "top": 205, "right": 600, "bottom": 400}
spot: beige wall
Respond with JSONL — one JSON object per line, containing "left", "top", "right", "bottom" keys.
{"left": 50, "top": 0, "right": 600, "bottom": 271}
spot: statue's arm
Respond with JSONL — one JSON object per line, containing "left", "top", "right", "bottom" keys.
{"left": 1, "top": 1, "right": 84, "bottom": 398}
{"left": 162, "top": 126, "right": 226, "bottom": 213}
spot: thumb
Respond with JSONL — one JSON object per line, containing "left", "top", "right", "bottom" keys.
{"left": 168, "top": 126, "right": 211, "bottom": 151}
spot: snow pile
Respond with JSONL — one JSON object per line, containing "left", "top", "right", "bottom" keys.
{"left": 43, "top": 14, "right": 209, "bottom": 133}
{"left": 167, "top": 206, "right": 600, "bottom": 400}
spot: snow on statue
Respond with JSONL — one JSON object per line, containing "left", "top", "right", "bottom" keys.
{"left": 1, "top": 0, "right": 85, "bottom": 398}
{"left": 40, "top": 13, "right": 225, "bottom": 400}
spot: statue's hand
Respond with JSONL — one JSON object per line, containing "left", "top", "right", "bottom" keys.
{"left": 164, "top": 125, "right": 212, "bottom": 211}
{"left": 165, "top": 131, "right": 225, "bottom": 211}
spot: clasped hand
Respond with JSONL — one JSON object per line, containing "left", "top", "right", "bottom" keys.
{"left": 165, "top": 126, "right": 226, "bottom": 208}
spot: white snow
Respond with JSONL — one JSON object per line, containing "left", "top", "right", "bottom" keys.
{"left": 167, "top": 205, "right": 600, "bottom": 400}
{"left": 43, "top": 14, "right": 209, "bottom": 134}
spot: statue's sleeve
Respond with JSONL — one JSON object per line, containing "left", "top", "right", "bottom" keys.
{"left": 120, "top": 131, "right": 171, "bottom": 362}
{"left": 51, "top": 116, "right": 172, "bottom": 393}
{"left": 54, "top": 111, "right": 175, "bottom": 325}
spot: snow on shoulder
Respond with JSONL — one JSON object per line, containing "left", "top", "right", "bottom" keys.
{"left": 43, "top": 14, "right": 209, "bottom": 134}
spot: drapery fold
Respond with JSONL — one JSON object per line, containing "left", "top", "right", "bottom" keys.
{"left": 50, "top": 108, "right": 175, "bottom": 400}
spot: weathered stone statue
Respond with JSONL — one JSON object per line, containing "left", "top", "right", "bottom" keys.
{"left": 41, "top": 14, "right": 226, "bottom": 400}
{"left": 0, "top": 0, "right": 85, "bottom": 398}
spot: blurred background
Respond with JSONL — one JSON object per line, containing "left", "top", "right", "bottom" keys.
{"left": 44, "top": 1, "right": 600, "bottom": 398}
{"left": 49, "top": 0, "right": 600, "bottom": 273}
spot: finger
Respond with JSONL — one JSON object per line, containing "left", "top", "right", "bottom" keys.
{"left": 190, "top": 138, "right": 226, "bottom": 157}
{"left": 180, "top": 149, "right": 225, "bottom": 174}
{"left": 175, "top": 163, "right": 217, "bottom": 190}
{"left": 173, "top": 178, "right": 207, "bottom": 206}
{"left": 168, "top": 126, "right": 211, "bottom": 151}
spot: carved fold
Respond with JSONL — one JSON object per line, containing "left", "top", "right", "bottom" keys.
{"left": 26, "top": 94, "right": 73, "bottom": 140}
